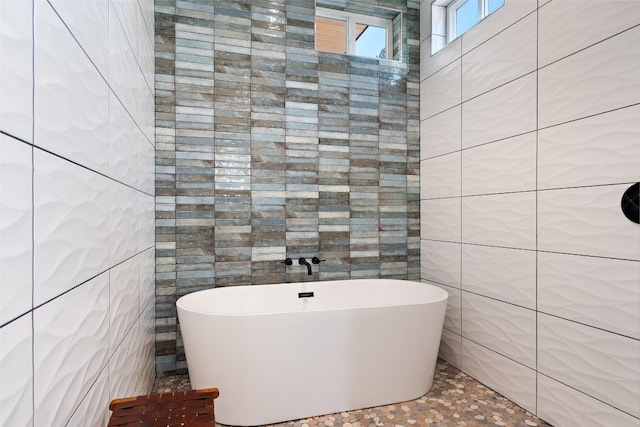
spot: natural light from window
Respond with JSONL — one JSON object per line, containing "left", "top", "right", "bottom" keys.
{"left": 432, "top": 0, "right": 505, "bottom": 54}
{"left": 355, "top": 25, "right": 387, "bottom": 59}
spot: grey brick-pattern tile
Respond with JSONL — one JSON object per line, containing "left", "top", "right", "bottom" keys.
{"left": 155, "top": 0, "right": 420, "bottom": 375}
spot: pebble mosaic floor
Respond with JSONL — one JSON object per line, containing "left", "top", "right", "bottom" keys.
{"left": 152, "top": 360, "right": 552, "bottom": 427}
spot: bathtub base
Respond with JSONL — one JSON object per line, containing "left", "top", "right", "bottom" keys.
{"left": 177, "top": 279, "right": 448, "bottom": 426}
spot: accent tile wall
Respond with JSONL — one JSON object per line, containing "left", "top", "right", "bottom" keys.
{"left": 155, "top": 0, "right": 420, "bottom": 376}
{"left": 0, "top": 0, "right": 156, "bottom": 425}
{"left": 420, "top": 1, "right": 640, "bottom": 426}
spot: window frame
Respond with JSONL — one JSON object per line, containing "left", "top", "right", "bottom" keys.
{"left": 431, "top": 0, "right": 504, "bottom": 54}
{"left": 446, "top": 0, "right": 503, "bottom": 41}
{"left": 316, "top": 7, "right": 393, "bottom": 60}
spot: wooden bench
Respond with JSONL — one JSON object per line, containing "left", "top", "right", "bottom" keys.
{"left": 108, "top": 388, "right": 219, "bottom": 426}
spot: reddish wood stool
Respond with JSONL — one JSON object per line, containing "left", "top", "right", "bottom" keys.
{"left": 108, "top": 388, "right": 219, "bottom": 427}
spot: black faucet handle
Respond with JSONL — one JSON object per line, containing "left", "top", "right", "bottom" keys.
{"left": 298, "top": 257, "right": 313, "bottom": 275}
{"left": 282, "top": 258, "right": 293, "bottom": 265}
{"left": 311, "top": 257, "right": 325, "bottom": 264}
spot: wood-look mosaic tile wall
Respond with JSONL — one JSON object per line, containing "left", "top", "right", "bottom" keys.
{"left": 155, "top": 0, "right": 420, "bottom": 375}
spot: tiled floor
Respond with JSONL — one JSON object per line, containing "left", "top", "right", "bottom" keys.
{"left": 153, "top": 360, "right": 551, "bottom": 427}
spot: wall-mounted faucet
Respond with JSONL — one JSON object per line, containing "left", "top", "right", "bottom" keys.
{"left": 298, "top": 257, "right": 313, "bottom": 275}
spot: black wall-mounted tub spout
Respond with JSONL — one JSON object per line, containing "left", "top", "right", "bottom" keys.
{"left": 298, "top": 257, "right": 312, "bottom": 275}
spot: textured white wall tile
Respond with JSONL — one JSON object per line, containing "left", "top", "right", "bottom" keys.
{"left": 538, "top": 313, "right": 640, "bottom": 417}
{"left": 538, "top": 252, "right": 640, "bottom": 340}
{"left": 47, "top": 0, "right": 109, "bottom": 76}
{"left": 137, "top": 0, "right": 155, "bottom": 42}
{"left": 139, "top": 138, "right": 155, "bottom": 194}
{"left": 419, "top": 2, "right": 430, "bottom": 44}
{"left": 427, "top": 281, "right": 461, "bottom": 334}
{"left": 539, "top": 26, "right": 640, "bottom": 128}
{"left": 537, "top": 375, "right": 640, "bottom": 427}
{"left": 33, "top": 151, "right": 110, "bottom": 306}
{"left": 462, "top": 192, "right": 536, "bottom": 250}
{"left": 139, "top": 248, "right": 156, "bottom": 312}
{"left": 420, "top": 240, "right": 461, "bottom": 287}
{"left": 462, "top": 13, "right": 536, "bottom": 102}
{"left": 110, "top": 0, "right": 154, "bottom": 141}
{"left": 137, "top": 23, "right": 155, "bottom": 96}
{"left": 110, "top": 318, "right": 142, "bottom": 402}
{"left": 462, "top": 132, "right": 536, "bottom": 196}
{"left": 420, "top": 39, "right": 431, "bottom": 82}
{"left": 461, "top": 244, "right": 536, "bottom": 309}
{"left": 538, "top": 184, "right": 640, "bottom": 261}
{"left": 137, "top": 304, "right": 156, "bottom": 395}
{"left": 420, "top": 198, "right": 461, "bottom": 242}
{"left": 420, "top": 106, "right": 461, "bottom": 159}
{"left": 420, "top": 152, "right": 461, "bottom": 199}
{"left": 0, "top": 0, "right": 33, "bottom": 141}
{"left": 0, "top": 136, "right": 32, "bottom": 324}
{"left": 109, "top": 181, "right": 139, "bottom": 266}
{"left": 0, "top": 314, "right": 33, "bottom": 427}
{"left": 109, "top": 257, "right": 140, "bottom": 353}
{"left": 66, "top": 368, "right": 110, "bottom": 427}
{"left": 109, "top": 3, "right": 140, "bottom": 125}
{"left": 439, "top": 328, "right": 462, "bottom": 369}
{"left": 461, "top": 338, "right": 536, "bottom": 414}
{"left": 111, "top": 0, "right": 142, "bottom": 62}
{"left": 462, "top": 73, "right": 536, "bottom": 149}
{"left": 139, "top": 192, "right": 156, "bottom": 251}
{"left": 539, "top": 0, "right": 640, "bottom": 67}
{"left": 461, "top": 0, "right": 537, "bottom": 54}
{"left": 420, "top": 59, "right": 461, "bottom": 119}
{"left": 139, "top": 84, "right": 156, "bottom": 143}
{"left": 34, "top": 273, "right": 109, "bottom": 427}
{"left": 422, "top": 37, "right": 461, "bottom": 81}
{"left": 538, "top": 105, "right": 640, "bottom": 190}
{"left": 462, "top": 293, "right": 536, "bottom": 368}
{"left": 34, "top": 1, "right": 110, "bottom": 175}
{"left": 109, "top": 95, "right": 139, "bottom": 189}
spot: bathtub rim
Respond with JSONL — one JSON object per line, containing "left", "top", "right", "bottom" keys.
{"left": 177, "top": 278, "right": 449, "bottom": 317}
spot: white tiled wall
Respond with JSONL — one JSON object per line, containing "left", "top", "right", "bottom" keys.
{"left": 0, "top": 1, "right": 155, "bottom": 426}
{"left": 420, "top": 0, "right": 640, "bottom": 425}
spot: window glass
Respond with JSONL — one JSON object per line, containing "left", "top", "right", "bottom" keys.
{"left": 455, "top": 0, "right": 479, "bottom": 38}
{"left": 432, "top": 0, "right": 505, "bottom": 54}
{"left": 355, "top": 24, "right": 387, "bottom": 59}
{"left": 487, "top": 0, "right": 504, "bottom": 14}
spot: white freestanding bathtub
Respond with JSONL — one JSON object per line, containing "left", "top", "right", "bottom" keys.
{"left": 177, "top": 279, "right": 448, "bottom": 426}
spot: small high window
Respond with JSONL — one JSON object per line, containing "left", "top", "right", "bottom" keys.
{"left": 431, "top": 0, "right": 505, "bottom": 54}
{"left": 316, "top": 8, "right": 392, "bottom": 60}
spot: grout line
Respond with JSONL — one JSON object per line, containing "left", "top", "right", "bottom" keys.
{"left": 31, "top": 144, "right": 154, "bottom": 197}
{"left": 422, "top": 238, "right": 640, "bottom": 263}
{"left": 45, "top": 0, "right": 153, "bottom": 145}
{"left": 30, "top": 0, "right": 36, "bottom": 420}
{"left": 537, "top": 102, "right": 640, "bottom": 131}
{"left": 430, "top": 280, "right": 640, "bottom": 342}
{"left": 536, "top": 311, "right": 639, "bottom": 342}
{"left": 535, "top": 0, "right": 540, "bottom": 415}
{"left": 459, "top": 50, "right": 464, "bottom": 368}
{"left": 422, "top": 100, "right": 640, "bottom": 162}
{"left": 537, "top": 22, "right": 640, "bottom": 71}
{"left": 537, "top": 372, "right": 640, "bottom": 421}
